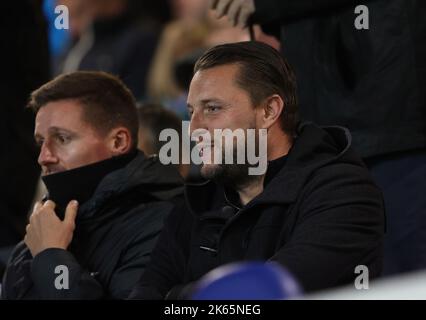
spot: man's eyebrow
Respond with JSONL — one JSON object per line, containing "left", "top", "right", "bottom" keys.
{"left": 47, "top": 126, "right": 76, "bottom": 136}
{"left": 200, "top": 98, "right": 224, "bottom": 105}
{"left": 187, "top": 99, "right": 225, "bottom": 108}
{"left": 187, "top": 99, "right": 227, "bottom": 110}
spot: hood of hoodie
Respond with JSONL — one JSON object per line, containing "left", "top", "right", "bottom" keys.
{"left": 185, "top": 122, "right": 361, "bottom": 215}
{"left": 78, "top": 151, "right": 183, "bottom": 220}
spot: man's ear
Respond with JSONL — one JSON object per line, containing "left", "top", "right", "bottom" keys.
{"left": 107, "top": 127, "right": 132, "bottom": 156}
{"left": 260, "top": 94, "right": 284, "bottom": 129}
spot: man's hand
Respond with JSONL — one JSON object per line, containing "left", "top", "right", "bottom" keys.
{"left": 209, "top": 0, "right": 256, "bottom": 28}
{"left": 25, "top": 200, "right": 78, "bottom": 257}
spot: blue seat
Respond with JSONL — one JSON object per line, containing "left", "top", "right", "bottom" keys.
{"left": 191, "top": 262, "right": 302, "bottom": 300}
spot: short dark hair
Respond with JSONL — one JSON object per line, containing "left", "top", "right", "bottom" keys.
{"left": 28, "top": 71, "right": 139, "bottom": 149}
{"left": 194, "top": 41, "right": 299, "bottom": 135}
{"left": 137, "top": 103, "right": 182, "bottom": 155}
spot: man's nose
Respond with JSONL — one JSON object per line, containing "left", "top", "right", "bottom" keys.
{"left": 38, "top": 142, "right": 57, "bottom": 166}
{"left": 189, "top": 109, "right": 207, "bottom": 135}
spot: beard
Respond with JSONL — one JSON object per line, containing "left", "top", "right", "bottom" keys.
{"left": 199, "top": 123, "right": 263, "bottom": 189}
{"left": 201, "top": 161, "right": 259, "bottom": 190}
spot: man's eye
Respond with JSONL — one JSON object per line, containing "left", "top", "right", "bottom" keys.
{"left": 206, "top": 106, "right": 221, "bottom": 113}
{"left": 56, "top": 135, "right": 70, "bottom": 144}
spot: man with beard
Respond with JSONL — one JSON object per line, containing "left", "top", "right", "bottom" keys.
{"left": 129, "top": 41, "right": 385, "bottom": 299}
{"left": 209, "top": 0, "right": 426, "bottom": 278}
{"left": 1, "top": 71, "right": 183, "bottom": 299}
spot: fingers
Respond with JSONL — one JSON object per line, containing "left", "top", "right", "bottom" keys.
{"left": 30, "top": 201, "right": 43, "bottom": 218}
{"left": 30, "top": 200, "right": 57, "bottom": 225}
{"left": 238, "top": 0, "right": 256, "bottom": 28}
{"left": 43, "top": 200, "right": 56, "bottom": 211}
{"left": 33, "top": 201, "right": 43, "bottom": 212}
{"left": 24, "top": 224, "right": 31, "bottom": 245}
{"left": 209, "top": 0, "right": 220, "bottom": 10}
{"left": 64, "top": 200, "right": 78, "bottom": 225}
{"left": 238, "top": 7, "right": 252, "bottom": 28}
{"left": 210, "top": 0, "right": 254, "bottom": 28}
{"left": 228, "top": 0, "right": 242, "bottom": 26}
{"left": 235, "top": 9, "right": 250, "bottom": 28}
{"left": 215, "top": 0, "right": 233, "bottom": 19}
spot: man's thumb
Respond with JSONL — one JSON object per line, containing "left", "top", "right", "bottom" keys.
{"left": 64, "top": 200, "right": 79, "bottom": 224}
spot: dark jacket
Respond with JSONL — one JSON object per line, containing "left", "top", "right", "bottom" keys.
{"left": 130, "top": 123, "right": 385, "bottom": 298}
{"left": 1, "top": 152, "right": 183, "bottom": 299}
{"left": 252, "top": 0, "right": 426, "bottom": 158}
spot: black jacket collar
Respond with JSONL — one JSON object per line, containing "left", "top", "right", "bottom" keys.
{"left": 185, "top": 122, "right": 355, "bottom": 215}
{"left": 42, "top": 151, "right": 137, "bottom": 219}
{"left": 43, "top": 151, "right": 183, "bottom": 221}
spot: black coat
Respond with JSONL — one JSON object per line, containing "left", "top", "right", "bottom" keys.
{"left": 130, "top": 123, "right": 385, "bottom": 298}
{"left": 252, "top": 0, "right": 426, "bottom": 158}
{"left": 1, "top": 152, "right": 183, "bottom": 299}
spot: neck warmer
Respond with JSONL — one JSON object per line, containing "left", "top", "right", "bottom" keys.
{"left": 42, "top": 150, "right": 137, "bottom": 219}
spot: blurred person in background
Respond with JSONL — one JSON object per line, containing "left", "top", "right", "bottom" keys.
{"left": 146, "top": 0, "right": 252, "bottom": 119}
{"left": 146, "top": 0, "right": 211, "bottom": 117}
{"left": 137, "top": 103, "right": 190, "bottom": 179}
{"left": 55, "top": 0, "right": 170, "bottom": 100}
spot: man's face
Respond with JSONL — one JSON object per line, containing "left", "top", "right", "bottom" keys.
{"left": 35, "top": 100, "right": 113, "bottom": 176}
{"left": 187, "top": 64, "right": 261, "bottom": 181}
